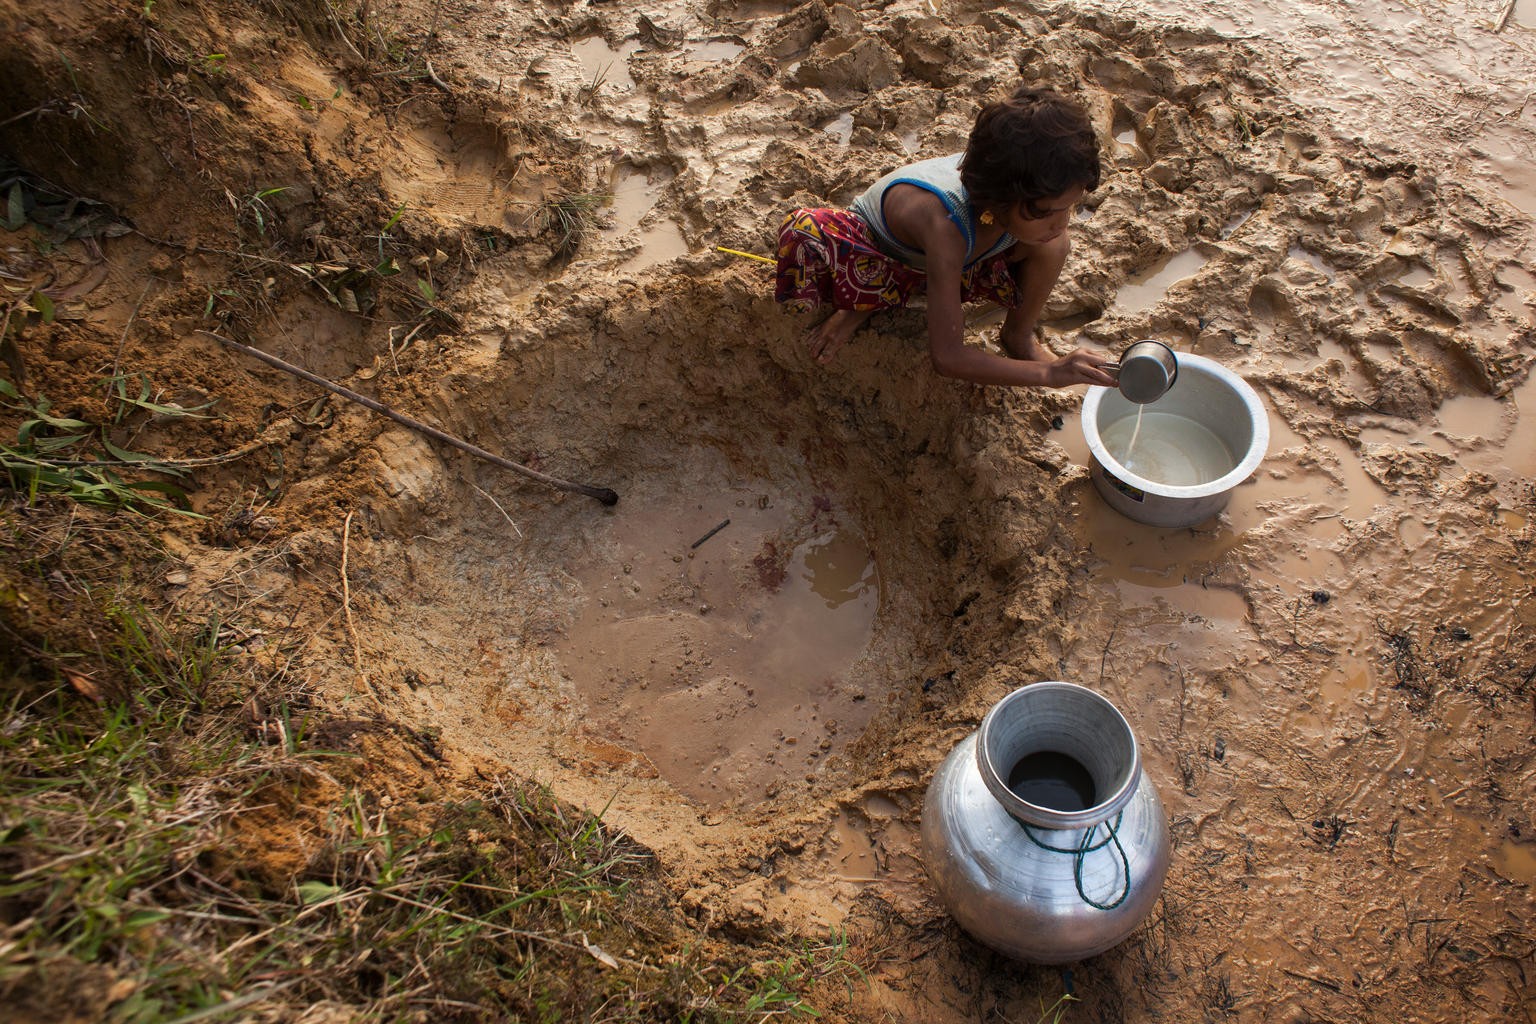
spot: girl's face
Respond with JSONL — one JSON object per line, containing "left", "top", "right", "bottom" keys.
{"left": 1003, "top": 186, "right": 1085, "bottom": 245}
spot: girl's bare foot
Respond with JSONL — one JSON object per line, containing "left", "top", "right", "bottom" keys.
{"left": 805, "top": 308, "right": 874, "bottom": 364}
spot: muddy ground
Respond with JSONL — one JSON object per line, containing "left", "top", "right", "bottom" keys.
{"left": 3, "top": 0, "right": 1535, "bottom": 1020}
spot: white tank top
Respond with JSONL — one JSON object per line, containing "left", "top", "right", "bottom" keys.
{"left": 850, "top": 153, "right": 1017, "bottom": 271}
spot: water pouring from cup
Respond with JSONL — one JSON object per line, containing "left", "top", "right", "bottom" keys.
{"left": 1104, "top": 340, "right": 1179, "bottom": 405}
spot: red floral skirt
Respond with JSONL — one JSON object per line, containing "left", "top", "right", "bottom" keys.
{"left": 774, "top": 208, "right": 1018, "bottom": 313}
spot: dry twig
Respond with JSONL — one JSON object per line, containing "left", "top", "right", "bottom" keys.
{"left": 110, "top": 283, "right": 154, "bottom": 377}
{"left": 1496, "top": 0, "right": 1517, "bottom": 32}
{"left": 472, "top": 484, "right": 523, "bottom": 537}
{"left": 202, "top": 331, "right": 619, "bottom": 505}
{"left": 340, "top": 511, "right": 379, "bottom": 707}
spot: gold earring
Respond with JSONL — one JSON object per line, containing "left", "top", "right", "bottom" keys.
{"left": 980, "top": 210, "right": 995, "bottom": 225}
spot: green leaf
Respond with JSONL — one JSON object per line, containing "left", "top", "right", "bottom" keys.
{"left": 126, "top": 480, "right": 193, "bottom": 500}
{"left": 129, "top": 397, "right": 214, "bottom": 418}
{"left": 297, "top": 880, "right": 342, "bottom": 905}
{"left": 32, "top": 433, "right": 88, "bottom": 453}
{"left": 19, "top": 418, "right": 77, "bottom": 443}
{"left": 106, "top": 375, "right": 218, "bottom": 419}
{"left": 101, "top": 437, "right": 153, "bottom": 463}
{"left": 417, "top": 278, "right": 436, "bottom": 303}
{"left": 108, "top": 373, "right": 151, "bottom": 406}
{"left": 383, "top": 203, "right": 406, "bottom": 232}
{"left": 23, "top": 411, "right": 92, "bottom": 430}
{"left": 125, "top": 909, "right": 171, "bottom": 929}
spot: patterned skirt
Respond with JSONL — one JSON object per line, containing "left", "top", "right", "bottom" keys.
{"left": 774, "top": 208, "right": 1018, "bottom": 314}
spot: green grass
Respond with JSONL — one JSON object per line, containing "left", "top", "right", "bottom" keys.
{"left": 0, "top": 588, "right": 862, "bottom": 1022}
{"left": 0, "top": 377, "right": 207, "bottom": 518}
{"left": 1035, "top": 991, "right": 1080, "bottom": 1023}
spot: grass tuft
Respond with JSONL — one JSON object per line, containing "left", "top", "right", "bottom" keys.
{"left": 539, "top": 192, "right": 610, "bottom": 265}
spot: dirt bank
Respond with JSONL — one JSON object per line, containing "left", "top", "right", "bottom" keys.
{"left": 3, "top": 0, "right": 1534, "bottom": 1020}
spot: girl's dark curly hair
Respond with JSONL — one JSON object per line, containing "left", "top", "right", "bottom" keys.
{"left": 960, "top": 87, "right": 1101, "bottom": 218}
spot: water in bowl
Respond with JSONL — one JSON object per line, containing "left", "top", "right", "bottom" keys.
{"left": 1101, "top": 410, "right": 1236, "bottom": 485}
{"left": 1124, "top": 405, "right": 1145, "bottom": 463}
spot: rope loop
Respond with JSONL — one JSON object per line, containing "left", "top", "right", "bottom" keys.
{"left": 1018, "top": 812, "right": 1131, "bottom": 911}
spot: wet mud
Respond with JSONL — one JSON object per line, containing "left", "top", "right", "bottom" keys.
{"left": 6, "top": 0, "right": 1536, "bottom": 1019}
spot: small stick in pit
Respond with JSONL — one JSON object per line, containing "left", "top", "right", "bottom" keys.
{"left": 691, "top": 518, "right": 731, "bottom": 549}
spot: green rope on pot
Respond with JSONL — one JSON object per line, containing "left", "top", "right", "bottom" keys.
{"left": 1018, "top": 812, "right": 1131, "bottom": 911}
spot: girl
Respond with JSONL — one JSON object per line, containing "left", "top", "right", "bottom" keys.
{"left": 776, "top": 86, "right": 1117, "bottom": 390}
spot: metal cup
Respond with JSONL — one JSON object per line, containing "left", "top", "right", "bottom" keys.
{"left": 1105, "top": 340, "right": 1178, "bottom": 404}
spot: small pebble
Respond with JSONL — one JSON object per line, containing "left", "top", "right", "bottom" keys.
{"left": 1050, "top": 415, "right": 1065, "bottom": 431}
{"left": 1311, "top": 589, "right": 1330, "bottom": 604}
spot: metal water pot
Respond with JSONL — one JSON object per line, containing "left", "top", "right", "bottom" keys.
{"left": 920, "top": 682, "right": 1170, "bottom": 963}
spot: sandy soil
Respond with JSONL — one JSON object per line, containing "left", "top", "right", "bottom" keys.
{"left": 4, "top": 0, "right": 1535, "bottom": 1020}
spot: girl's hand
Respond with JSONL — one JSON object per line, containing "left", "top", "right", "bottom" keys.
{"left": 1047, "top": 348, "right": 1118, "bottom": 387}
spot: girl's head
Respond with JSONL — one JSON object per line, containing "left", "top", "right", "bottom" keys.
{"left": 960, "top": 87, "right": 1101, "bottom": 226}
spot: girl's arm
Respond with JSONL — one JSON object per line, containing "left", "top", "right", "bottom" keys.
{"left": 998, "top": 235, "right": 1070, "bottom": 362}
{"left": 890, "top": 194, "right": 1115, "bottom": 389}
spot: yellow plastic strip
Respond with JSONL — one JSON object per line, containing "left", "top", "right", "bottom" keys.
{"left": 714, "top": 246, "right": 776, "bottom": 265}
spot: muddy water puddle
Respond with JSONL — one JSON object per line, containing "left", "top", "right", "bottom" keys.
{"left": 682, "top": 40, "right": 745, "bottom": 63}
{"left": 823, "top": 797, "right": 921, "bottom": 884}
{"left": 619, "top": 220, "right": 690, "bottom": 271}
{"left": 1111, "top": 247, "right": 1208, "bottom": 315}
{"left": 1113, "top": 125, "right": 1146, "bottom": 161}
{"left": 1286, "top": 244, "right": 1336, "bottom": 283}
{"left": 571, "top": 36, "right": 640, "bottom": 91}
{"left": 811, "top": 796, "right": 926, "bottom": 921}
{"left": 604, "top": 165, "right": 674, "bottom": 235}
{"left": 820, "top": 112, "right": 855, "bottom": 149}
{"left": 556, "top": 470, "right": 880, "bottom": 807}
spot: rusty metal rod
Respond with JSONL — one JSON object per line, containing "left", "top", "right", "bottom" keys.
{"left": 201, "top": 330, "right": 618, "bottom": 507}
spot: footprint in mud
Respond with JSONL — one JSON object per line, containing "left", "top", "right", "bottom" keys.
{"left": 818, "top": 795, "right": 922, "bottom": 894}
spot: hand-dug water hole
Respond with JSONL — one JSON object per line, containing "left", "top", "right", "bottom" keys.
{"left": 557, "top": 464, "right": 880, "bottom": 807}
